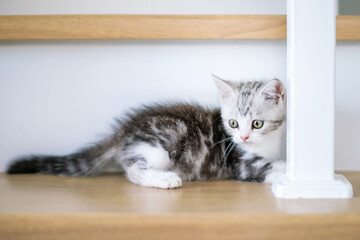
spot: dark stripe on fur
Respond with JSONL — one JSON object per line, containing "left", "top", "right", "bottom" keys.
{"left": 7, "top": 155, "right": 70, "bottom": 175}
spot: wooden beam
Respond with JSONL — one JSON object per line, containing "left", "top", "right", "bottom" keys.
{"left": 337, "top": 15, "right": 360, "bottom": 40}
{"left": 0, "top": 15, "right": 287, "bottom": 40}
{"left": 0, "top": 15, "right": 359, "bottom": 40}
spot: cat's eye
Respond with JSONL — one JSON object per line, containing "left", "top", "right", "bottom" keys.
{"left": 252, "top": 120, "right": 264, "bottom": 129}
{"left": 228, "top": 119, "right": 239, "bottom": 128}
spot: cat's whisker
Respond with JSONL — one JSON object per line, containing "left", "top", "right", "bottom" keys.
{"left": 224, "top": 142, "right": 237, "bottom": 166}
{"left": 212, "top": 115, "right": 222, "bottom": 124}
{"left": 209, "top": 137, "right": 232, "bottom": 149}
{"left": 221, "top": 141, "right": 234, "bottom": 164}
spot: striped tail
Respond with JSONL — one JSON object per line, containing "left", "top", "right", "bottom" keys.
{"left": 7, "top": 152, "right": 109, "bottom": 176}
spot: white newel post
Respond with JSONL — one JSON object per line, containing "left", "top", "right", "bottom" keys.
{"left": 271, "top": 0, "right": 353, "bottom": 198}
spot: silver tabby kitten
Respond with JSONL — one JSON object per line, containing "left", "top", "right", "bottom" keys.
{"left": 7, "top": 77, "right": 286, "bottom": 189}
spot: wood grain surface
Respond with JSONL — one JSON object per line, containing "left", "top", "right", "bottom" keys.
{"left": 0, "top": 172, "right": 360, "bottom": 239}
{"left": 0, "top": 15, "right": 359, "bottom": 40}
{"left": 337, "top": 15, "right": 360, "bottom": 40}
{"left": 1, "top": 172, "right": 360, "bottom": 214}
{"left": 1, "top": 214, "right": 360, "bottom": 240}
{"left": 0, "top": 15, "right": 287, "bottom": 40}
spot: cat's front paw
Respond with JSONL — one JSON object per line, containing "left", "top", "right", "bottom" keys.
{"left": 156, "top": 172, "right": 182, "bottom": 189}
{"left": 264, "top": 160, "right": 286, "bottom": 183}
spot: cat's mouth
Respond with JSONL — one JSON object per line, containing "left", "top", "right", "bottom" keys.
{"left": 239, "top": 139, "right": 253, "bottom": 144}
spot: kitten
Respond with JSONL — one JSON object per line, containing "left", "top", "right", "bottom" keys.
{"left": 7, "top": 77, "right": 286, "bottom": 189}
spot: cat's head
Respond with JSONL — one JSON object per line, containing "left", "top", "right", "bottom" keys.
{"left": 214, "top": 76, "right": 286, "bottom": 147}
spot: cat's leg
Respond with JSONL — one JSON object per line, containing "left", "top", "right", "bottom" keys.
{"left": 230, "top": 157, "right": 285, "bottom": 183}
{"left": 120, "top": 142, "right": 182, "bottom": 189}
{"left": 126, "top": 162, "right": 182, "bottom": 189}
{"left": 263, "top": 160, "right": 286, "bottom": 183}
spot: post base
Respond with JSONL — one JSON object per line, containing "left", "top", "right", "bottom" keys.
{"left": 272, "top": 174, "right": 353, "bottom": 199}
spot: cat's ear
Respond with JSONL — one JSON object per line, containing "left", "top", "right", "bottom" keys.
{"left": 213, "top": 74, "right": 236, "bottom": 102}
{"left": 261, "top": 79, "right": 285, "bottom": 104}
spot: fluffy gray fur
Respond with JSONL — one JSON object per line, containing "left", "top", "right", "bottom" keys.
{"left": 8, "top": 77, "right": 286, "bottom": 189}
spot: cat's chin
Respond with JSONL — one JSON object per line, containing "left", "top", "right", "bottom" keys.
{"left": 238, "top": 140, "right": 261, "bottom": 148}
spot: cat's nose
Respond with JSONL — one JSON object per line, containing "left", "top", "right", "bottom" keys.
{"left": 241, "top": 136, "right": 249, "bottom": 142}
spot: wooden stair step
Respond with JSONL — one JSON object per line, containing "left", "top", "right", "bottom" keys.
{"left": 1, "top": 172, "right": 359, "bottom": 240}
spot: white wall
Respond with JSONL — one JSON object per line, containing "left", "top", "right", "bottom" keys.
{"left": 0, "top": 0, "right": 359, "bottom": 172}
{"left": 335, "top": 41, "right": 360, "bottom": 170}
{"left": 0, "top": 0, "right": 286, "bottom": 15}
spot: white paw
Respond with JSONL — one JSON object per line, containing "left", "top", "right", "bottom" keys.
{"left": 264, "top": 160, "right": 286, "bottom": 183}
{"left": 154, "top": 172, "right": 183, "bottom": 189}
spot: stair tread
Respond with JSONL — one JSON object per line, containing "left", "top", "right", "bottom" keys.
{"left": 1, "top": 172, "right": 359, "bottom": 215}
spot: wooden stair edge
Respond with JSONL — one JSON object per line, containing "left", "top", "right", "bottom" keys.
{"left": 1, "top": 213, "right": 360, "bottom": 240}
{"left": 0, "top": 15, "right": 359, "bottom": 40}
